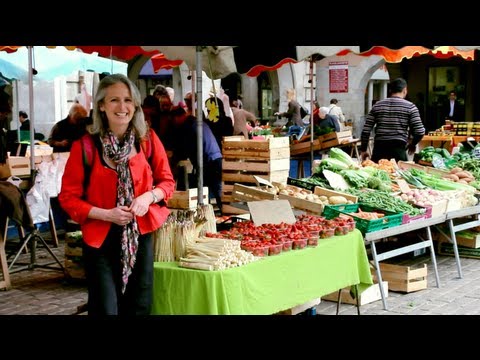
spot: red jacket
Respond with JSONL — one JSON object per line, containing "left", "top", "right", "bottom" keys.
{"left": 58, "top": 129, "right": 175, "bottom": 248}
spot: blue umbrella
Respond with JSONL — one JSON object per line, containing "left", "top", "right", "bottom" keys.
{"left": 0, "top": 46, "right": 127, "bottom": 82}
{"left": 0, "top": 56, "right": 29, "bottom": 82}
{"left": 0, "top": 46, "right": 128, "bottom": 173}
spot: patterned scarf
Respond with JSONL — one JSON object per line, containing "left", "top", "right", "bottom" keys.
{"left": 102, "top": 127, "right": 139, "bottom": 294}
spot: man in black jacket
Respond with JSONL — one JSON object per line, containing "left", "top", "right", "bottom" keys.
{"left": 444, "top": 90, "right": 465, "bottom": 122}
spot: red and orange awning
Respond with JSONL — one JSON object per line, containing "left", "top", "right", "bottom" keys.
{"left": 335, "top": 46, "right": 475, "bottom": 62}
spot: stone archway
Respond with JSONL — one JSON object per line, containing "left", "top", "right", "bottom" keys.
{"left": 316, "top": 53, "right": 386, "bottom": 138}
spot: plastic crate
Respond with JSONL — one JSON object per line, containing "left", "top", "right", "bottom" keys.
{"left": 322, "top": 203, "right": 358, "bottom": 218}
{"left": 323, "top": 203, "right": 403, "bottom": 234}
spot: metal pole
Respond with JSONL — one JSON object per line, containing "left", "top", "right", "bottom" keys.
{"left": 13, "top": 80, "right": 19, "bottom": 142}
{"left": 191, "top": 70, "right": 195, "bottom": 117}
{"left": 27, "top": 46, "right": 35, "bottom": 176}
{"left": 196, "top": 46, "right": 204, "bottom": 204}
{"left": 309, "top": 58, "right": 315, "bottom": 166}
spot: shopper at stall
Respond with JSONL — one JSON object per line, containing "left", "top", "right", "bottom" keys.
{"left": 58, "top": 74, "right": 175, "bottom": 316}
{"left": 48, "top": 103, "right": 89, "bottom": 152}
{"left": 328, "top": 99, "right": 346, "bottom": 130}
{"left": 231, "top": 99, "right": 257, "bottom": 139}
{"left": 176, "top": 112, "right": 223, "bottom": 215}
{"left": 360, "top": 77, "right": 425, "bottom": 162}
{"left": 317, "top": 106, "right": 340, "bottom": 132}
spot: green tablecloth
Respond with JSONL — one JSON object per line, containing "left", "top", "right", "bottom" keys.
{"left": 152, "top": 229, "right": 372, "bottom": 315}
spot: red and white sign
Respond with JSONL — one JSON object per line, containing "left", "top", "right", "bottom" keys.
{"left": 329, "top": 61, "right": 348, "bottom": 93}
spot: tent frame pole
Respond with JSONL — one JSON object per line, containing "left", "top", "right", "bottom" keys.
{"left": 196, "top": 46, "right": 204, "bottom": 205}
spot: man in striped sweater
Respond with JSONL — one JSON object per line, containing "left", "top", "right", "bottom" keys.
{"left": 360, "top": 77, "right": 425, "bottom": 162}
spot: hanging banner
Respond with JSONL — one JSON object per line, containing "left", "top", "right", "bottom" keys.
{"left": 329, "top": 61, "right": 348, "bottom": 93}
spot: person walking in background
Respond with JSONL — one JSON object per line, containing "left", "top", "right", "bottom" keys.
{"left": 59, "top": 74, "right": 175, "bottom": 316}
{"left": 328, "top": 99, "right": 346, "bottom": 130}
{"left": 360, "top": 77, "right": 425, "bottom": 162}
{"left": 231, "top": 99, "right": 257, "bottom": 139}
{"left": 444, "top": 90, "right": 465, "bottom": 122}
{"left": 48, "top": 103, "right": 89, "bottom": 152}
{"left": 274, "top": 88, "right": 303, "bottom": 127}
{"left": 19, "top": 111, "right": 30, "bottom": 131}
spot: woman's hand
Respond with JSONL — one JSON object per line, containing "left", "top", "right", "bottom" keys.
{"left": 128, "top": 194, "right": 152, "bottom": 218}
{"left": 108, "top": 206, "right": 134, "bottom": 225}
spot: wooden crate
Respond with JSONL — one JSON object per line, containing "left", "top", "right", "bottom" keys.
{"left": 222, "top": 170, "right": 290, "bottom": 185}
{"left": 277, "top": 193, "right": 324, "bottom": 214}
{"left": 167, "top": 187, "right": 209, "bottom": 209}
{"left": 65, "top": 231, "right": 85, "bottom": 280}
{"left": 290, "top": 139, "right": 322, "bottom": 156}
{"left": 434, "top": 224, "right": 480, "bottom": 248}
{"left": 397, "top": 160, "right": 449, "bottom": 178}
{"left": 314, "top": 186, "right": 358, "bottom": 203}
{"left": 231, "top": 183, "right": 277, "bottom": 203}
{"left": 221, "top": 203, "right": 250, "bottom": 215}
{"left": 371, "top": 262, "right": 427, "bottom": 293}
{"left": 318, "top": 130, "right": 353, "bottom": 148}
{"left": 222, "top": 158, "right": 290, "bottom": 173}
{"left": 222, "top": 136, "right": 290, "bottom": 154}
{"left": 6, "top": 156, "right": 30, "bottom": 176}
{"left": 322, "top": 281, "right": 388, "bottom": 306}
{"left": 222, "top": 137, "right": 290, "bottom": 213}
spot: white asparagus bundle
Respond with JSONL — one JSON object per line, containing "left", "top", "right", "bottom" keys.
{"left": 197, "top": 204, "right": 217, "bottom": 235}
{"left": 174, "top": 220, "right": 196, "bottom": 261}
{"left": 179, "top": 237, "right": 256, "bottom": 271}
{"left": 155, "top": 219, "right": 176, "bottom": 262}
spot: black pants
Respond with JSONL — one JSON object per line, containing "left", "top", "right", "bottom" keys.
{"left": 83, "top": 225, "right": 153, "bottom": 316}
{"left": 371, "top": 140, "right": 407, "bottom": 163}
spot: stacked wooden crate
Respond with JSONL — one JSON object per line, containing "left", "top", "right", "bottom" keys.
{"left": 221, "top": 136, "right": 290, "bottom": 214}
{"left": 64, "top": 230, "right": 85, "bottom": 281}
{"left": 167, "top": 187, "right": 209, "bottom": 210}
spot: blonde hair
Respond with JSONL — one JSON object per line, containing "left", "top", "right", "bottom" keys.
{"left": 90, "top": 74, "right": 147, "bottom": 140}
{"left": 286, "top": 88, "right": 296, "bottom": 102}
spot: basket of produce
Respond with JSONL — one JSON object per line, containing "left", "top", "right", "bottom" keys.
{"left": 323, "top": 203, "right": 403, "bottom": 234}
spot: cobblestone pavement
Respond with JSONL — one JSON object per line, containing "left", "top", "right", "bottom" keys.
{"left": 0, "top": 234, "right": 87, "bottom": 315}
{"left": 1, "top": 234, "right": 480, "bottom": 315}
{"left": 316, "top": 254, "right": 480, "bottom": 315}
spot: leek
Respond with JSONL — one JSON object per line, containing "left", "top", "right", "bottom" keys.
{"left": 409, "top": 168, "right": 476, "bottom": 193}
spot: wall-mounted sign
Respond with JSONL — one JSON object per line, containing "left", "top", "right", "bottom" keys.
{"left": 329, "top": 61, "right": 348, "bottom": 93}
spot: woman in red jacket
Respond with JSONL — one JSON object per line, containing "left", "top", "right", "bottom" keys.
{"left": 59, "top": 74, "right": 175, "bottom": 316}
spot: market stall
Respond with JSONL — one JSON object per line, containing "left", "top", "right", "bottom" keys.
{"left": 151, "top": 228, "right": 372, "bottom": 315}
